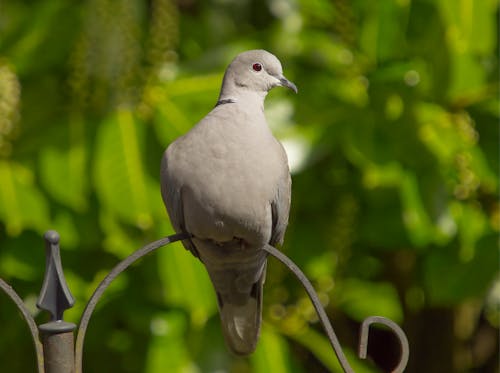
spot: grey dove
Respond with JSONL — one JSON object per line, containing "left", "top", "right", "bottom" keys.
{"left": 160, "top": 50, "right": 296, "bottom": 355}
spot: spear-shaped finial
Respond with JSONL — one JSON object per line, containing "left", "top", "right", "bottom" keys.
{"left": 37, "top": 230, "right": 75, "bottom": 322}
{"left": 37, "top": 231, "right": 76, "bottom": 372}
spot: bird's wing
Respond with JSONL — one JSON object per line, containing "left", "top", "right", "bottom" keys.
{"left": 160, "top": 150, "right": 183, "bottom": 232}
{"left": 270, "top": 149, "right": 291, "bottom": 246}
{"left": 160, "top": 148, "right": 198, "bottom": 255}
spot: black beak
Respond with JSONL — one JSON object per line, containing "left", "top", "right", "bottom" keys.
{"left": 279, "top": 76, "right": 298, "bottom": 93}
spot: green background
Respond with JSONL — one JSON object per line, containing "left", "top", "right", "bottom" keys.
{"left": 0, "top": 0, "right": 498, "bottom": 372}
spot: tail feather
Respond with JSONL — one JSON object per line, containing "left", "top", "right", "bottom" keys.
{"left": 192, "top": 238, "right": 268, "bottom": 355}
{"left": 218, "top": 269, "right": 265, "bottom": 355}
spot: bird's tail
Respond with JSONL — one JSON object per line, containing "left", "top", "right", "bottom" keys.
{"left": 192, "top": 237, "right": 267, "bottom": 355}
{"left": 217, "top": 267, "right": 265, "bottom": 355}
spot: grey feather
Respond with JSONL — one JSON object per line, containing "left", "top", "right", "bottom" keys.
{"left": 160, "top": 49, "right": 296, "bottom": 355}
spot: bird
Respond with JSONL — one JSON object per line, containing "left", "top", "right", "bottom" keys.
{"left": 160, "top": 50, "right": 296, "bottom": 355}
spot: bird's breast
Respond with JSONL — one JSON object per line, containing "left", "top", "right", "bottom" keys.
{"left": 175, "top": 119, "right": 286, "bottom": 244}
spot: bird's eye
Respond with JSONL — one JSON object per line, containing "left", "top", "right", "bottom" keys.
{"left": 252, "top": 63, "right": 262, "bottom": 72}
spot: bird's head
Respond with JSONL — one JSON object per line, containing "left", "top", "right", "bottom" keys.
{"left": 220, "top": 50, "right": 297, "bottom": 99}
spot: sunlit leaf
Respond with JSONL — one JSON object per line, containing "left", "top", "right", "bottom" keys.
{"left": 93, "top": 109, "right": 155, "bottom": 229}
{"left": 284, "top": 324, "right": 380, "bottom": 373}
{"left": 416, "top": 102, "right": 497, "bottom": 195}
{"left": 150, "top": 74, "right": 221, "bottom": 146}
{"left": 50, "top": 211, "right": 79, "bottom": 249}
{"left": 145, "top": 311, "right": 196, "bottom": 373}
{"left": 164, "top": 74, "right": 222, "bottom": 97}
{"left": 0, "top": 161, "right": 49, "bottom": 235}
{"left": 39, "top": 117, "right": 87, "bottom": 211}
{"left": 252, "top": 327, "right": 295, "bottom": 373}
{"left": 436, "top": 0, "right": 496, "bottom": 99}
{"left": 374, "top": 0, "right": 409, "bottom": 62}
{"left": 0, "top": 253, "right": 37, "bottom": 280}
{"left": 437, "top": 0, "right": 497, "bottom": 55}
{"left": 152, "top": 92, "right": 193, "bottom": 146}
{"left": 450, "top": 201, "right": 488, "bottom": 261}
{"left": 399, "top": 172, "right": 434, "bottom": 247}
{"left": 336, "top": 279, "right": 403, "bottom": 324}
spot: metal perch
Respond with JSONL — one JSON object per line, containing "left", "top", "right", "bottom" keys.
{"left": 264, "top": 244, "right": 409, "bottom": 373}
{"left": 0, "top": 231, "right": 409, "bottom": 372}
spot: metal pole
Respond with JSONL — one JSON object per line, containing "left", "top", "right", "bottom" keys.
{"left": 39, "top": 322, "right": 76, "bottom": 373}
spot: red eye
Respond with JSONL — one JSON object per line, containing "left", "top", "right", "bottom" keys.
{"left": 252, "top": 63, "right": 262, "bottom": 72}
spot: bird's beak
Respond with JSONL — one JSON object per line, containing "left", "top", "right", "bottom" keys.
{"left": 279, "top": 76, "right": 298, "bottom": 93}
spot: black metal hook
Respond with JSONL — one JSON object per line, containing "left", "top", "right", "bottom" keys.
{"left": 359, "top": 316, "right": 409, "bottom": 373}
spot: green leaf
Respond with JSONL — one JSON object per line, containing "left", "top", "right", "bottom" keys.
{"left": 163, "top": 74, "right": 222, "bottom": 97}
{"left": 157, "top": 229, "right": 217, "bottom": 326}
{"left": 416, "top": 102, "right": 498, "bottom": 194}
{"left": 450, "top": 201, "right": 488, "bottom": 261}
{"left": 423, "top": 233, "right": 499, "bottom": 304}
{"left": 145, "top": 311, "right": 195, "bottom": 373}
{"left": 252, "top": 327, "right": 295, "bottom": 373}
{"left": 51, "top": 211, "right": 79, "bottom": 249}
{"left": 337, "top": 278, "right": 404, "bottom": 324}
{"left": 98, "top": 209, "right": 143, "bottom": 258}
{"left": 354, "top": 157, "right": 435, "bottom": 247}
{"left": 284, "top": 324, "right": 380, "bottom": 373}
{"left": 436, "top": 0, "right": 496, "bottom": 99}
{"left": 0, "top": 160, "right": 49, "bottom": 235}
{"left": 39, "top": 117, "right": 88, "bottom": 211}
{"left": 437, "top": 0, "right": 497, "bottom": 55}
{"left": 150, "top": 74, "right": 221, "bottom": 147}
{"left": 416, "top": 103, "right": 460, "bottom": 164}
{"left": 0, "top": 253, "right": 37, "bottom": 280}
{"left": 358, "top": 0, "right": 410, "bottom": 62}
{"left": 399, "top": 172, "right": 434, "bottom": 247}
{"left": 93, "top": 109, "right": 155, "bottom": 229}
{"left": 152, "top": 92, "right": 193, "bottom": 146}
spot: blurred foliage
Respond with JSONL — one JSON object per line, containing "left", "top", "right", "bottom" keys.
{"left": 0, "top": 0, "right": 498, "bottom": 372}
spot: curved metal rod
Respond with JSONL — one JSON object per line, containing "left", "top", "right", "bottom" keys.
{"left": 359, "top": 316, "right": 409, "bottom": 373}
{"left": 264, "top": 244, "right": 409, "bottom": 373}
{"left": 74, "top": 233, "right": 189, "bottom": 373}
{"left": 0, "top": 277, "right": 45, "bottom": 373}
{"left": 264, "top": 244, "right": 355, "bottom": 372}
